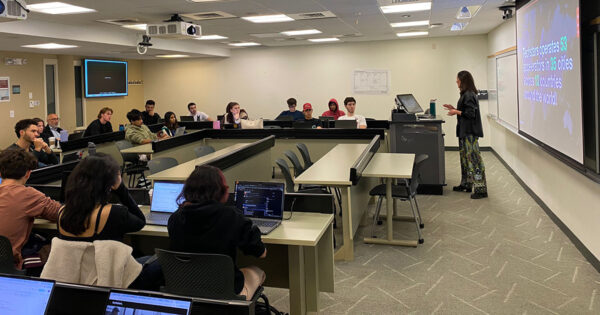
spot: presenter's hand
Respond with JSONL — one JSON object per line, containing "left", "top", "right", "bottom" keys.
{"left": 447, "top": 109, "right": 461, "bottom": 116}
{"left": 442, "top": 104, "right": 455, "bottom": 110}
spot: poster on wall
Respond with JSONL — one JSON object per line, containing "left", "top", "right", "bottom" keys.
{"left": 353, "top": 69, "right": 390, "bottom": 94}
{"left": 0, "top": 77, "right": 9, "bottom": 102}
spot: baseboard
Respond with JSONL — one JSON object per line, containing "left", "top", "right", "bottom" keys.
{"left": 445, "top": 146, "right": 492, "bottom": 151}
{"left": 489, "top": 149, "right": 600, "bottom": 273}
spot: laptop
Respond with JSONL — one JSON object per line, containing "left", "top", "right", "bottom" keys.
{"left": 61, "top": 151, "right": 82, "bottom": 163}
{"left": 292, "top": 121, "right": 314, "bottom": 129}
{"left": 334, "top": 120, "right": 357, "bottom": 129}
{"left": 174, "top": 126, "right": 186, "bottom": 137}
{"left": 0, "top": 274, "right": 55, "bottom": 315}
{"left": 234, "top": 181, "right": 285, "bottom": 235}
{"left": 105, "top": 290, "right": 192, "bottom": 315}
{"left": 145, "top": 181, "right": 184, "bottom": 226}
{"left": 180, "top": 115, "right": 193, "bottom": 122}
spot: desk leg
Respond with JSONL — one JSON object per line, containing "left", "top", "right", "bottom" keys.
{"left": 304, "top": 246, "right": 319, "bottom": 314}
{"left": 289, "top": 245, "right": 306, "bottom": 315}
{"left": 334, "top": 187, "right": 354, "bottom": 261}
{"left": 318, "top": 223, "right": 335, "bottom": 293}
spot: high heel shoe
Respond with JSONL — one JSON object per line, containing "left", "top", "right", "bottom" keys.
{"left": 452, "top": 185, "right": 472, "bottom": 193}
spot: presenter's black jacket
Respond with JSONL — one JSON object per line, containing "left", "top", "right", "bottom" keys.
{"left": 83, "top": 119, "right": 113, "bottom": 137}
{"left": 167, "top": 200, "right": 265, "bottom": 294}
{"left": 456, "top": 90, "right": 484, "bottom": 138}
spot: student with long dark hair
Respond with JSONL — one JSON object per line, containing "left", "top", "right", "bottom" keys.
{"left": 223, "top": 102, "right": 248, "bottom": 124}
{"left": 443, "top": 70, "right": 488, "bottom": 199}
{"left": 168, "top": 165, "right": 266, "bottom": 300}
{"left": 161, "top": 111, "right": 180, "bottom": 137}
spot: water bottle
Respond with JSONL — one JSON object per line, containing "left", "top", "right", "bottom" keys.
{"left": 429, "top": 99, "right": 437, "bottom": 117}
{"left": 88, "top": 142, "right": 96, "bottom": 156}
{"left": 119, "top": 124, "right": 125, "bottom": 131}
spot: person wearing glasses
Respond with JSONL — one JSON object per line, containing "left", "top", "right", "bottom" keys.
{"left": 301, "top": 103, "right": 322, "bottom": 129}
{"left": 275, "top": 98, "right": 304, "bottom": 121}
{"left": 41, "top": 113, "right": 63, "bottom": 142}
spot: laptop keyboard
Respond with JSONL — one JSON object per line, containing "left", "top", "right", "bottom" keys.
{"left": 146, "top": 212, "right": 171, "bottom": 222}
{"left": 251, "top": 219, "right": 278, "bottom": 227}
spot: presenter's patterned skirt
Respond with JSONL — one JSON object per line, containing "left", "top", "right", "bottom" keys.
{"left": 459, "top": 135, "right": 487, "bottom": 194}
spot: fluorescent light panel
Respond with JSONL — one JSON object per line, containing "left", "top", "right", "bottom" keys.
{"left": 381, "top": 2, "right": 431, "bottom": 14}
{"left": 27, "top": 2, "right": 96, "bottom": 14}
{"left": 282, "top": 29, "right": 321, "bottom": 36}
{"left": 156, "top": 54, "right": 189, "bottom": 58}
{"left": 396, "top": 31, "right": 428, "bottom": 38}
{"left": 197, "top": 35, "right": 228, "bottom": 40}
{"left": 122, "top": 24, "right": 147, "bottom": 31}
{"left": 229, "top": 42, "right": 261, "bottom": 47}
{"left": 390, "top": 20, "right": 429, "bottom": 28}
{"left": 308, "top": 38, "right": 339, "bottom": 42}
{"left": 21, "top": 43, "right": 78, "bottom": 49}
{"left": 457, "top": 5, "right": 482, "bottom": 19}
{"left": 242, "top": 14, "right": 294, "bottom": 23}
{"left": 451, "top": 22, "right": 468, "bottom": 31}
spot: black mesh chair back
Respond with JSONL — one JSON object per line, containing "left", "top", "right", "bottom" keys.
{"left": 408, "top": 154, "right": 429, "bottom": 196}
{"left": 156, "top": 249, "right": 245, "bottom": 300}
{"left": 296, "top": 143, "right": 313, "bottom": 168}
{"left": 148, "top": 157, "right": 179, "bottom": 175}
{"left": 275, "top": 158, "right": 296, "bottom": 193}
{"left": 194, "top": 145, "right": 216, "bottom": 158}
{"left": 115, "top": 140, "right": 138, "bottom": 164}
{"left": 284, "top": 150, "right": 304, "bottom": 177}
{"left": 0, "top": 235, "right": 24, "bottom": 275}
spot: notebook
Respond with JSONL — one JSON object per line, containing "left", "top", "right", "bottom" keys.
{"left": 174, "top": 126, "right": 186, "bottom": 137}
{"left": 0, "top": 274, "right": 55, "bottom": 315}
{"left": 145, "top": 181, "right": 184, "bottom": 226}
{"left": 105, "top": 290, "right": 192, "bottom": 315}
{"left": 234, "top": 181, "right": 285, "bottom": 235}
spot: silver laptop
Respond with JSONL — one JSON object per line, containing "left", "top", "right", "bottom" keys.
{"left": 145, "top": 181, "right": 184, "bottom": 226}
{"left": 105, "top": 290, "right": 192, "bottom": 315}
{"left": 174, "top": 126, "right": 186, "bottom": 137}
{"left": 0, "top": 274, "right": 55, "bottom": 315}
{"left": 234, "top": 181, "right": 285, "bottom": 235}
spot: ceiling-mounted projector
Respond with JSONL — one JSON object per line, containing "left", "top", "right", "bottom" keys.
{"left": 0, "top": 0, "right": 28, "bottom": 22}
{"left": 146, "top": 21, "right": 202, "bottom": 39}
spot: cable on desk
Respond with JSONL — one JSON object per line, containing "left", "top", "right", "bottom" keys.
{"left": 283, "top": 197, "right": 296, "bottom": 220}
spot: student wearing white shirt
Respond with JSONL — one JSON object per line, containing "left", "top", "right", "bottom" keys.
{"left": 338, "top": 97, "right": 367, "bottom": 129}
{"left": 187, "top": 102, "right": 212, "bottom": 122}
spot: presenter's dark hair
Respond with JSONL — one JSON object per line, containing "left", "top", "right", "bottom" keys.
{"left": 14, "top": 119, "right": 37, "bottom": 138}
{"left": 187, "top": 102, "right": 196, "bottom": 110}
{"left": 127, "top": 109, "right": 142, "bottom": 122}
{"left": 145, "top": 100, "right": 155, "bottom": 106}
{"left": 60, "top": 153, "right": 121, "bottom": 235}
{"left": 287, "top": 98, "right": 297, "bottom": 106}
{"left": 164, "top": 111, "right": 179, "bottom": 130}
{"left": 178, "top": 165, "right": 228, "bottom": 205}
{"left": 98, "top": 107, "right": 113, "bottom": 119}
{"left": 457, "top": 70, "right": 478, "bottom": 95}
{"left": 0, "top": 149, "right": 37, "bottom": 179}
{"left": 343, "top": 97, "right": 356, "bottom": 105}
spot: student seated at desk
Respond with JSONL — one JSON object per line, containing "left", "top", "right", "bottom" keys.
{"left": 83, "top": 107, "right": 114, "bottom": 137}
{"left": 142, "top": 100, "right": 161, "bottom": 125}
{"left": 321, "top": 98, "right": 345, "bottom": 120}
{"left": 32, "top": 117, "right": 47, "bottom": 143}
{"left": 125, "top": 109, "right": 169, "bottom": 145}
{"left": 223, "top": 101, "right": 248, "bottom": 125}
{"left": 275, "top": 98, "right": 304, "bottom": 121}
{"left": 337, "top": 97, "right": 367, "bottom": 129}
{"left": 188, "top": 102, "right": 212, "bottom": 122}
{"left": 301, "top": 103, "right": 322, "bottom": 128}
{"left": 0, "top": 149, "right": 60, "bottom": 272}
{"left": 160, "top": 111, "right": 180, "bottom": 137}
{"left": 9, "top": 119, "right": 58, "bottom": 167}
{"left": 168, "top": 165, "right": 266, "bottom": 300}
{"left": 41, "top": 113, "right": 63, "bottom": 143}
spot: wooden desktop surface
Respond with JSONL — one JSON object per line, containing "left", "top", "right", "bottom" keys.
{"left": 294, "top": 143, "right": 368, "bottom": 186}
{"left": 361, "top": 153, "right": 415, "bottom": 179}
{"left": 119, "top": 143, "right": 153, "bottom": 154}
{"left": 147, "top": 143, "right": 249, "bottom": 181}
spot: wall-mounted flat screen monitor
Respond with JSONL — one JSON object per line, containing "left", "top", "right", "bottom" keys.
{"left": 84, "top": 59, "right": 128, "bottom": 98}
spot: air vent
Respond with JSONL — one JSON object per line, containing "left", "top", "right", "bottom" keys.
{"left": 181, "top": 11, "right": 236, "bottom": 20}
{"left": 97, "top": 18, "right": 141, "bottom": 26}
{"left": 288, "top": 11, "right": 336, "bottom": 20}
{"left": 250, "top": 33, "right": 285, "bottom": 38}
{"left": 341, "top": 33, "right": 363, "bottom": 38}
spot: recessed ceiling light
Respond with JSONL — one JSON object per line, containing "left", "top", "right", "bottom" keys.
{"left": 381, "top": 2, "right": 432, "bottom": 14}
{"left": 456, "top": 5, "right": 481, "bottom": 19}
{"left": 390, "top": 20, "right": 429, "bottom": 28}
{"left": 396, "top": 31, "right": 429, "bottom": 38}
{"left": 308, "top": 38, "right": 340, "bottom": 42}
{"left": 27, "top": 2, "right": 96, "bottom": 15}
{"left": 21, "top": 43, "right": 78, "bottom": 49}
{"left": 281, "top": 29, "right": 321, "bottom": 36}
{"left": 122, "top": 24, "right": 147, "bottom": 31}
{"left": 451, "top": 22, "right": 468, "bottom": 31}
{"left": 197, "top": 35, "right": 228, "bottom": 40}
{"left": 242, "top": 14, "right": 294, "bottom": 23}
{"left": 156, "top": 54, "right": 190, "bottom": 58}
{"left": 229, "top": 42, "right": 261, "bottom": 47}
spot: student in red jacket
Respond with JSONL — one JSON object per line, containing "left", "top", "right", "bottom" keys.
{"left": 321, "top": 98, "right": 346, "bottom": 120}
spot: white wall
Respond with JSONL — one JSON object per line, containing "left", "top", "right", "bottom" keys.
{"left": 487, "top": 21, "right": 600, "bottom": 261}
{"left": 142, "top": 35, "right": 490, "bottom": 147}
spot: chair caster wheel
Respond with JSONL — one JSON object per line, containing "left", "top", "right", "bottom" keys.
{"left": 377, "top": 220, "right": 383, "bottom": 225}
{"left": 418, "top": 239, "right": 424, "bottom": 244}
{"left": 420, "top": 223, "right": 424, "bottom": 229}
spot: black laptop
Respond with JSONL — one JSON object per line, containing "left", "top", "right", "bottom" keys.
{"left": 105, "top": 289, "right": 192, "bottom": 315}
{"left": 334, "top": 120, "right": 357, "bottom": 129}
{"left": 234, "top": 181, "right": 285, "bottom": 235}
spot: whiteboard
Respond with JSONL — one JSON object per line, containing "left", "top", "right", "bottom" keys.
{"left": 487, "top": 58, "right": 498, "bottom": 117}
{"left": 496, "top": 53, "right": 518, "bottom": 128}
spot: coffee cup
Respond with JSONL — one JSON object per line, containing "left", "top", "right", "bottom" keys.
{"left": 48, "top": 137, "right": 56, "bottom": 149}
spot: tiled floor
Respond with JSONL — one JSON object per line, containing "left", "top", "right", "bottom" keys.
{"left": 264, "top": 151, "right": 600, "bottom": 314}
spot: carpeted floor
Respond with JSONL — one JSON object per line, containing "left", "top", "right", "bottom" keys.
{"left": 263, "top": 151, "right": 600, "bottom": 314}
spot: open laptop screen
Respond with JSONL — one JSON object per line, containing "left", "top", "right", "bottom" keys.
{"left": 151, "top": 181, "right": 184, "bottom": 213}
{"left": 0, "top": 275, "right": 55, "bottom": 315}
{"left": 396, "top": 94, "right": 424, "bottom": 114}
{"left": 105, "top": 290, "right": 191, "bottom": 315}
{"left": 234, "top": 181, "right": 284, "bottom": 219}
